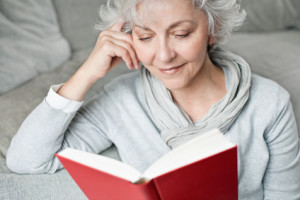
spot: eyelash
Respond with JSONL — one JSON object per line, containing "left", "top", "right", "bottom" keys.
{"left": 138, "top": 33, "right": 190, "bottom": 42}
{"left": 175, "top": 33, "right": 190, "bottom": 38}
{"left": 139, "top": 37, "right": 151, "bottom": 42}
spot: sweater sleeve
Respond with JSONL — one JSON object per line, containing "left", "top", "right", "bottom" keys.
{"left": 6, "top": 87, "right": 115, "bottom": 174}
{"left": 263, "top": 91, "right": 300, "bottom": 199}
{"left": 45, "top": 83, "right": 83, "bottom": 113}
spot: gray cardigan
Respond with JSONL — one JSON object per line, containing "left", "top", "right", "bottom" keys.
{"left": 6, "top": 69, "right": 300, "bottom": 200}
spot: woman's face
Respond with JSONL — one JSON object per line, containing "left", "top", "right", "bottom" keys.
{"left": 132, "top": 0, "right": 212, "bottom": 91}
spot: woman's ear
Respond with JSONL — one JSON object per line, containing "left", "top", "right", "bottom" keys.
{"left": 207, "top": 36, "right": 216, "bottom": 52}
{"left": 208, "top": 36, "right": 216, "bottom": 45}
{"left": 208, "top": 20, "right": 219, "bottom": 45}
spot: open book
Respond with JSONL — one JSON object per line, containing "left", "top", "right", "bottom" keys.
{"left": 56, "top": 128, "right": 238, "bottom": 200}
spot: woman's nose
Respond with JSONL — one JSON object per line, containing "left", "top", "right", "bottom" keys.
{"left": 156, "top": 39, "right": 176, "bottom": 63}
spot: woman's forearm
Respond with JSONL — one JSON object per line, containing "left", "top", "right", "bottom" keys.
{"left": 57, "top": 64, "right": 100, "bottom": 102}
{"left": 6, "top": 101, "right": 76, "bottom": 174}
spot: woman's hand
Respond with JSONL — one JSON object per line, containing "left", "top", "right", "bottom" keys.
{"left": 57, "top": 20, "right": 139, "bottom": 101}
{"left": 81, "top": 20, "right": 140, "bottom": 80}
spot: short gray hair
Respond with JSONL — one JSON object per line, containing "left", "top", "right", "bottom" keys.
{"left": 95, "top": 0, "right": 246, "bottom": 47}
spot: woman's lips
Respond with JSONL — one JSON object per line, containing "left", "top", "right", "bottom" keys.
{"left": 159, "top": 64, "right": 184, "bottom": 75}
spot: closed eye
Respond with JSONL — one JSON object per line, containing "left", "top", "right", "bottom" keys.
{"left": 175, "top": 33, "right": 190, "bottom": 38}
{"left": 139, "top": 37, "right": 152, "bottom": 42}
{"left": 138, "top": 33, "right": 190, "bottom": 42}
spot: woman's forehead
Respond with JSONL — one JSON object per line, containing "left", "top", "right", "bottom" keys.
{"left": 133, "top": 0, "right": 202, "bottom": 27}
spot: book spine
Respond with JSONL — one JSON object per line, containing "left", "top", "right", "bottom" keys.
{"left": 133, "top": 180, "right": 161, "bottom": 200}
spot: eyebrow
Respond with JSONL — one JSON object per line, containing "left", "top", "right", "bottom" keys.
{"left": 134, "top": 20, "right": 196, "bottom": 31}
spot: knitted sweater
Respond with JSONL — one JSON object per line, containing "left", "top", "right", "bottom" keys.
{"left": 6, "top": 68, "right": 300, "bottom": 199}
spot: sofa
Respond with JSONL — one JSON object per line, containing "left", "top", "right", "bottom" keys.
{"left": 0, "top": 0, "right": 299, "bottom": 199}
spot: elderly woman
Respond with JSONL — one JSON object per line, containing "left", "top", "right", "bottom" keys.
{"left": 6, "top": 0, "right": 300, "bottom": 199}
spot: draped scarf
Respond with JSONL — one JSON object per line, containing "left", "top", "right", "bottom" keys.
{"left": 140, "top": 48, "right": 251, "bottom": 149}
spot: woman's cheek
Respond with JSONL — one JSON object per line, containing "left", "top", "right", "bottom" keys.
{"left": 135, "top": 45, "right": 153, "bottom": 65}
{"left": 177, "top": 39, "right": 207, "bottom": 61}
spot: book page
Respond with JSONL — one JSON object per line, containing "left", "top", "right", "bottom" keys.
{"left": 142, "top": 128, "right": 235, "bottom": 180}
{"left": 58, "top": 148, "right": 142, "bottom": 183}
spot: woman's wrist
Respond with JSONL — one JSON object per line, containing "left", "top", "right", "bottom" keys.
{"left": 57, "top": 65, "right": 101, "bottom": 101}
{"left": 78, "top": 62, "right": 104, "bottom": 84}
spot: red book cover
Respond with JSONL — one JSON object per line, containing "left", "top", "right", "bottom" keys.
{"left": 56, "top": 129, "right": 238, "bottom": 200}
{"left": 56, "top": 153, "right": 160, "bottom": 200}
{"left": 56, "top": 146, "right": 237, "bottom": 200}
{"left": 153, "top": 147, "right": 238, "bottom": 200}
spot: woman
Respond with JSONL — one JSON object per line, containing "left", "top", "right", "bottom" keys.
{"left": 6, "top": 0, "right": 300, "bottom": 199}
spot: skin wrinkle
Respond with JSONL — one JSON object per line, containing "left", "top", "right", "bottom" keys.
{"left": 132, "top": 0, "right": 226, "bottom": 121}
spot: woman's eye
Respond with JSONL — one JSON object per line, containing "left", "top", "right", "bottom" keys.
{"left": 175, "top": 33, "right": 190, "bottom": 38}
{"left": 139, "top": 37, "right": 151, "bottom": 42}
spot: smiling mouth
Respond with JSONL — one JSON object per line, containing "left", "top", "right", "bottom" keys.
{"left": 159, "top": 64, "right": 185, "bottom": 75}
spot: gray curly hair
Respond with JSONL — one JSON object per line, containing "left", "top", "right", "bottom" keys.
{"left": 95, "top": 0, "right": 246, "bottom": 48}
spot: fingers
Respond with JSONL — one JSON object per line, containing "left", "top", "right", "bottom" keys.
{"left": 99, "top": 30, "right": 140, "bottom": 70}
{"left": 110, "top": 38, "right": 140, "bottom": 70}
{"left": 95, "top": 19, "right": 140, "bottom": 71}
{"left": 108, "top": 19, "right": 126, "bottom": 32}
{"left": 99, "top": 30, "right": 133, "bottom": 46}
{"left": 106, "top": 41, "right": 138, "bottom": 70}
